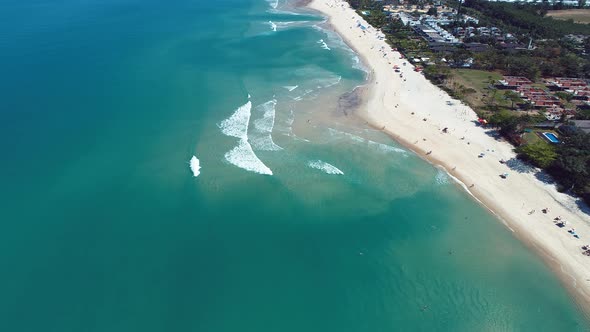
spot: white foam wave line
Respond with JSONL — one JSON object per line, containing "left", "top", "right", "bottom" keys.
{"left": 189, "top": 155, "right": 201, "bottom": 177}
{"left": 267, "top": 0, "right": 278, "bottom": 9}
{"left": 218, "top": 101, "right": 251, "bottom": 139}
{"left": 291, "top": 88, "right": 314, "bottom": 101}
{"left": 219, "top": 99, "right": 273, "bottom": 175}
{"left": 327, "top": 128, "right": 407, "bottom": 155}
{"left": 251, "top": 99, "right": 283, "bottom": 151}
{"left": 225, "top": 139, "right": 273, "bottom": 175}
{"left": 443, "top": 168, "right": 513, "bottom": 231}
{"left": 268, "top": 21, "right": 277, "bottom": 32}
{"left": 434, "top": 169, "right": 449, "bottom": 185}
{"left": 352, "top": 55, "right": 368, "bottom": 73}
{"left": 283, "top": 85, "right": 298, "bottom": 92}
{"left": 267, "top": 8, "right": 303, "bottom": 16}
{"left": 367, "top": 140, "right": 407, "bottom": 155}
{"left": 316, "top": 76, "right": 341, "bottom": 89}
{"left": 317, "top": 39, "right": 331, "bottom": 51}
{"left": 327, "top": 128, "right": 365, "bottom": 143}
{"left": 272, "top": 21, "right": 304, "bottom": 31}
{"left": 308, "top": 160, "right": 344, "bottom": 175}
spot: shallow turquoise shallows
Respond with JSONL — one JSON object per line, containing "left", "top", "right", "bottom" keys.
{"left": 0, "top": 0, "right": 588, "bottom": 331}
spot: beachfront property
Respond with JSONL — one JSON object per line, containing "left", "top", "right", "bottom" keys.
{"left": 497, "top": 76, "right": 532, "bottom": 89}
{"left": 495, "top": 75, "right": 588, "bottom": 119}
{"left": 484, "top": 0, "right": 589, "bottom": 5}
{"left": 412, "top": 23, "right": 459, "bottom": 43}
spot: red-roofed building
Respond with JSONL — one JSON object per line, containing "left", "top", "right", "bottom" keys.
{"left": 497, "top": 76, "right": 532, "bottom": 89}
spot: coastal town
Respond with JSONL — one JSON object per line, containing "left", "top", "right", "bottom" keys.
{"left": 343, "top": 0, "right": 590, "bottom": 209}
{"left": 309, "top": 0, "right": 590, "bottom": 311}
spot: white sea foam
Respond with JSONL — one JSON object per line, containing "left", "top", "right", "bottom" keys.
{"left": 268, "top": 21, "right": 277, "bottom": 32}
{"left": 286, "top": 107, "right": 294, "bottom": 126}
{"left": 267, "top": 0, "right": 278, "bottom": 9}
{"left": 315, "top": 76, "right": 341, "bottom": 89}
{"left": 292, "top": 89, "right": 314, "bottom": 101}
{"left": 328, "top": 128, "right": 407, "bottom": 155}
{"left": 435, "top": 169, "right": 450, "bottom": 185}
{"left": 283, "top": 85, "right": 299, "bottom": 92}
{"left": 308, "top": 160, "right": 344, "bottom": 175}
{"left": 219, "top": 99, "right": 273, "bottom": 175}
{"left": 251, "top": 99, "right": 282, "bottom": 151}
{"left": 189, "top": 155, "right": 201, "bottom": 177}
{"left": 367, "top": 140, "right": 407, "bottom": 154}
{"left": 272, "top": 21, "right": 304, "bottom": 31}
{"left": 225, "top": 139, "right": 273, "bottom": 175}
{"left": 219, "top": 101, "right": 251, "bottom": 139}
{"left": 317, "top": 39, "right": 331, "bottom": 50}
{"left": 351, "top": 55, "right": 368, "bottom": 72}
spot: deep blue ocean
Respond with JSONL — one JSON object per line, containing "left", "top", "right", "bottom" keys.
{"left": 0, "top": 0, "right": 589, "bottom": 330}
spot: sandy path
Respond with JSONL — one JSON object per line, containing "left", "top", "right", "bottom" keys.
{"left": 309, "top": 0, "right": 590, "bottom": 311}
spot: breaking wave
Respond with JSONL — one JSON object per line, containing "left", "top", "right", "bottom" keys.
{"left": 308, "top": 160, "right": 344, "bottom": 175}
{"left": 251, "top": 99, "right": 282, "bottom": 151}
{"left": 435, "top": 169, "right": 450, "bottom": 185}
{"left": 225, "top": 139, "right": 273, "bottom": 175}
{"left": 189, "top": 155, "right": 201, "bottom": 177}
{"left": 367, "top": 140, "right": 407, "bottom": 154}
{"left": 219, "top": 99, "right": 273, "bottom": 175}
{"left": 314, "top": 76, "right": 341, "bottom": 89}
{"left": 283, "top": 85, "right": 298, "bottom": 92}
{"left": 327, "top": 128, "right": 408, "bottom": 155}
{"left": 268, "top": 21, "right": 277, "bottom": 32}
{"left": 219, "top": 101, "right": 251, "bottom": 139}
{"left": 317, "top": 39, "right": 331, "bottom": 50}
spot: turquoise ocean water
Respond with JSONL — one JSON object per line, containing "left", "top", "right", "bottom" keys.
{"left": 1, "top": 0, "right": 589, "bottom": 330}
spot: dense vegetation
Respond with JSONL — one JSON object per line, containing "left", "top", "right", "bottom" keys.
{"left": 462, "top": 0, "right": 590, "bottom": 38}
{"left": 490, "top": 111, "right": 590, "bottom": 202}
{"left": 347, "top": 0, "right": 590, "bottom": 204}
{"left": 549, "top": 133, "right": 590, "bottom": 201}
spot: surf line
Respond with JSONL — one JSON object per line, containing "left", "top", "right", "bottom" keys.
{"left": 308, "top": 160, "right": 343, "bottom": 175}
{"left": 218, "top": 95, "right": 273, "bottom": 175}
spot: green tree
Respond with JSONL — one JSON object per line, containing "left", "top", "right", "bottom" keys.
{"left": 516, "top": 141, "right": 557, "bottom": 168}
{"left": 504, "top": 90, "right": 521, "bottom": 110}
{"left": 560, "top": 53, "right": 583, "bottom": 78}
{"left": 427, "top": 7, "right": 438, "bottom": 16}
{"left": 555, "top": 91, "right": 573, "bottom": 102}
{"left": 489, "top": 110, "right": 520, "bottom": 135}
{"left": 505, "top": 56, "right": 540, "bottom": 80}
{"left": 423, "top": 65, "right": 450, "bottom": 84}
{"left": 551, "top": 133, "right": 590, "bottom": 191}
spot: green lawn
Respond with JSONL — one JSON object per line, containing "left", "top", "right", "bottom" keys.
{"left": 522, "top": 131, "right": 542, "bottom": 145}
{"left": 452, "top": 69, "right": 502, "bottom": 91}
{"left": 446, "top": 69, "right": 506, "bottom": 111}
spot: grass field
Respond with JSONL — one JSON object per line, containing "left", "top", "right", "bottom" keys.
{"left": 445, "top": 69, "right": 507, "bottom": 111}
{"left": 523, "top": 130, "right": 542, "bottom": 145}
{"left": 547, "top": 9, "right": 590, "bottom": 24}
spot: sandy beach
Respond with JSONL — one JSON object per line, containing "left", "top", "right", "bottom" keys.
{"left": 308, "top": 0, "right": 590, "bottom": 311}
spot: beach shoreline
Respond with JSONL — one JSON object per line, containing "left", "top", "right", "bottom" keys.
{"left": 307, "top": 0, "right": 590, "bottom": 315}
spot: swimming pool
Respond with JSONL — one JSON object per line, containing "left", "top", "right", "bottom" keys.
{"left": 542, "top": 132, "right": 560, "bottom": 144}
